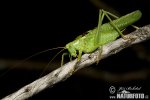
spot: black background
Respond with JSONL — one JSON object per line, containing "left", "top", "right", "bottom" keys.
{"left": 0, "top": 0, "right": 150, "bottom": 99}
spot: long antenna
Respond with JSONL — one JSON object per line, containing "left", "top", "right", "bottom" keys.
{"left": 0, "top": 47, "right": 64, "bottom": 77}
{"left": 38, "top": 48, "right": 65, "bottom": 78}
{"left": 15, "top": 47, "right": 64, "bottom": 66}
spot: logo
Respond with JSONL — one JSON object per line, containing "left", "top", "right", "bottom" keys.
{"left": 109, "top": 86, "right": 149, "bottom": 99}
{"left": 109, "top": 86, "right": 116, "bottom": 94}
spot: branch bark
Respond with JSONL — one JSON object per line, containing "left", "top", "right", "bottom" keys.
{"left": 2, "top": 24, "right": 150, "bottom": 100}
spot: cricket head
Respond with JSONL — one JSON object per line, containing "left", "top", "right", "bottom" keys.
{"left": 65, "top": 43, "right": 77, "bottom": 58}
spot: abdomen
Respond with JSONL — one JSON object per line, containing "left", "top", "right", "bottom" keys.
{"left": 101, "top": 10, "right": 142, "bottom": 31}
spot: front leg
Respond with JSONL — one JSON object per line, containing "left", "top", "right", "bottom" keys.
{"left": 61, "top": 52, "right": 68, "bottom": 66}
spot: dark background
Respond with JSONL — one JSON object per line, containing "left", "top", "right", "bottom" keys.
{"left": 0, "top": 0, "right": 149, "bottom": 99}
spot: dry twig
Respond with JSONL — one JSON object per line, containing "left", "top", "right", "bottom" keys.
{"left": 2, "top": 25, "right": 150, "bottom": 100}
